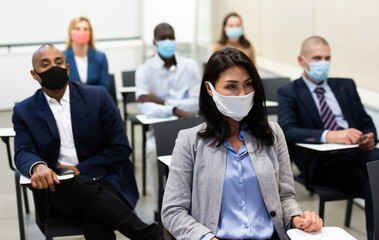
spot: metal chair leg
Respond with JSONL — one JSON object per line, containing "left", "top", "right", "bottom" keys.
{"left": 15, "top": 171, "right": 26, "bottom": 240}
{"left": 318, "top": 198, "right": 325, "bottom": 220}
{"left": 22, "top": 186, "right": 30, "bottom": 214}
{"left": 131, "top": 122, "right": 135, "bottom": 166}
{"left": 344, "top": 199, "right": 353, "bottom": 227}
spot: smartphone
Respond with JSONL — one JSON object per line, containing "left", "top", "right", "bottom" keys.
{"left": 56, "top": 167, "right": 75, "bottom": 176}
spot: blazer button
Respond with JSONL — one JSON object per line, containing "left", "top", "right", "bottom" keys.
{"left": 270, "top": 211, "right": 276, "bottom": 217}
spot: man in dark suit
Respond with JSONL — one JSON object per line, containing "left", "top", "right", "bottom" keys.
{"left": 13, "top": 44, "right": 165, "bottom": 240}
{"left": 278, "top": 36, "right": 378, "bottom": 240}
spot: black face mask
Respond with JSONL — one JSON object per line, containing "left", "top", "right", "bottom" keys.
{"left": 35, "top": 66, "right": 68, "bottom": 90}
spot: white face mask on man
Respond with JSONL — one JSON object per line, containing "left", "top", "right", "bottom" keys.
{"left": 208, "top": 82, "right": 254, "bottom": 121}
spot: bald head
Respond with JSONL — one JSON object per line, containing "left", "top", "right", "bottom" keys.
{"left": 32, "top": 44, "right": 64, "bottom": 69}
{"left": 300, "top": 36, "right": 329, "bottom": 57}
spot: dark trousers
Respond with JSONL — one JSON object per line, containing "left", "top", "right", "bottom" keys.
{"left": 48, "top": 175, "right": 163, "bottom": 240}
{"left": 311, "top": 148, "right": 379, "bottom": 240}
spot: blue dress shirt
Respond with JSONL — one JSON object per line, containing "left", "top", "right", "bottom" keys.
{"left": 302, "top": 76, "right": 349, "bottom": 142}
{"left": 202, "top": 129, "right": 274, "bottom": 240}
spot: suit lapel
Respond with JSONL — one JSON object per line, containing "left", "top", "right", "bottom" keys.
{"left": 328, "top": 79, "right": 353, "bottom": 126}
{"left": 296, "top": 79, "right": 324, "bottom": 128}
{"left": 207, "top": 143, "right": 227, "bottom": 226}
{"left": 244, "top": 134, "right": 280, "bottom": 212}
{"left": 69, "top": 83, "right": 84, "bottom": 159}
{"left": 87, "top": 47, "right": 95, "bottom": 84}
{"left": 38, "top": 91, "right": 59, "bottom": 138}
{"left": 66, "top": 48, "right": 81, "bottom": 82}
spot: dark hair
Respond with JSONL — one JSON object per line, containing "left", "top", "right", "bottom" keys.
{"left": 199, "top": 47, "right": 274, "bottom": 149}
{"left": 154, "top": 23, "right": 175, "bottom": 39}
{"left": 218, "top": 12, "right": 251, "bottom": 48}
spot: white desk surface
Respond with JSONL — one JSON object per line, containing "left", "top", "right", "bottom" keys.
{"left": 20, "top": 173, "right": 74, "bottom": 185}
{"left": 287, "top": 227, "right": 356, "bottom": 240}
{"left": 0, "top": 128, "right": 15, "bottom": 137}
{"left": 157, "top": 155, "right": 172, "bottom": 166}
{"left": 136, "top": 114, "right": 178, "bottom": 125}
{"left": 296, "top": 143, "right": 359, "bottom": 152}
{"left": 266, "top": 100, "right": 278, "bottom": 107}
{"left": 119, "top": 86, "right": 136, "bottom": 93}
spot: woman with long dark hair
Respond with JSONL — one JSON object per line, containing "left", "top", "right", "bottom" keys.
{"left": 214, "top": 12, "right": 256, "bottom": 65}
{"left": 161, "top": 48, "right": 322, "bottom": 240}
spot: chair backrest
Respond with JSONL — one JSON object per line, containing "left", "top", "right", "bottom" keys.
{"left": 122, "top": 70, "right": 136, "bottom": 103}
{"left": 108, "top": 74, "right": 117, "bottom": 104}
{"left": 154, "top": 117, "right": 204, "bottom": 157}
{"left": 261, "top": 77, "right": 291, "bottom": 101}
{"left": 367, "top": 159, "right": 379, "bottom": 240}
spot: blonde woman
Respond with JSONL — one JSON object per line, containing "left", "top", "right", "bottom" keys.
{"left": 64, "top": 16, "right": 109, "bottom": 89}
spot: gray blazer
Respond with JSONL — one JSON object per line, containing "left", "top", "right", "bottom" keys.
{"left": 161, "top": 121, "right": 303, "bottom": 240}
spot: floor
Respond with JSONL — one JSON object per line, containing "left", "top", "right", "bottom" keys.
{"left": 0, "top": 104, "right": 368, "bottom": 240}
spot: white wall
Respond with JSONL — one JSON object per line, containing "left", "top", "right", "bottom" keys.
{"left": 211, "top": 0, "right": 379, "bottom": 92}
{"left": 0, "top": 0, "right": 140, "bottom": 45}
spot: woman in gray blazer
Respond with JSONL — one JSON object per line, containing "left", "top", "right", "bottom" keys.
{"left": 161, "top": 48, "right": 323, "bottom": 240}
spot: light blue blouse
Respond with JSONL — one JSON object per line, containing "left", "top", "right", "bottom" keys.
{"left": 202, "top": 129, "right": 274, "bottom": 240}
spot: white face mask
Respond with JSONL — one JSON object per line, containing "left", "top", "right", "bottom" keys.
{"left": 208, "top": 82, "right": 255, "bottom": 121}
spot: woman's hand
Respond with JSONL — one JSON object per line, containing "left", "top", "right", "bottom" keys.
{"left": 292, "top": 211, "right": 323, "bottom": 232}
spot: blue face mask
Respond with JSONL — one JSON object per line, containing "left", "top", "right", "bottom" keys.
{"left": 303, "top": 57, "right": 330, "bottom": 83}
{"left": 156, "top": 39, "right": 177, "bottom": 59}
{"left": 225, "top": 27, "right": 243, "bottom": 39}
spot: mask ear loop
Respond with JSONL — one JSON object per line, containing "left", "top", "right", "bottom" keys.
{"left": 301, "top": 56, "right": 310, "bottom": 74}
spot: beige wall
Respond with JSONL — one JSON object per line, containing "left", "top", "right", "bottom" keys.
{"left": 211, "top": 0, "right": 379, "bottom": 91}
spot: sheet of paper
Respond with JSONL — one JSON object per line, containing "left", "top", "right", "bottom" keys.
{"left": 136, "top": 114, "right": 178, "bottom": 125}
{"left": 296, "top": 143, "right": 359, "bottom": 152}
{"left": 287, "top": 227, "right": 357, "bottom": 240}
{"left": 20, "top": 173, "right": 75, "bottom": 185}
{"left": 157, "top": 155, "right": 172, "bottom": 166}
{"left": 266, "top": 100, "right": 278, "bottom": 107}
{"left": 0, "top": 128, "right": 15, "bottom": 137}
{"left": 119, "top": 86, "right": 136, "bottom": 93}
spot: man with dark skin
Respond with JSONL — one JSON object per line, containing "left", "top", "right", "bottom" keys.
{"left": 14, "top": 44, "right": 166, "bottom": 240}
{"left": 135, "top": 23, "right": 201, "bottom": 215}
{"left": 136, "top": 23, "right": 197, "bottom": 118}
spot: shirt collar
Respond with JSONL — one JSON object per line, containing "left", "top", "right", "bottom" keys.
{"left": 153, "top": 53, "right": 178, "bottom": 71}
{"left": 223, "top": 128, "right": 249, "bottom": 152}
{"left": 302, "top": 75, "right": 328, "bottom": 93}
{"left": 43, "top": 84, "right": 70, "bottom": 105}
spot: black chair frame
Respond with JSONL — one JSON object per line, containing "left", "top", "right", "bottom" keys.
{"left": 293, "top": 146, "right": 358, "bottom": 226}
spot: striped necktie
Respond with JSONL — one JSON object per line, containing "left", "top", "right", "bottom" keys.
{"left": 314, "top": 87, "right": 340, "bottom": 130}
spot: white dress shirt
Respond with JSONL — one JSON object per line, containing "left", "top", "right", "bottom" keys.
{"left": 74, "top": 56, "right": 88, "bottom": 84}
{"left": 302, "top": 76, "right": 349, "bottom": 142}
{"left": 135, "top": 54, "right": 201, "bottom": 117}
{"left": 43, "top": 85, "right": 79, "bottom": 166}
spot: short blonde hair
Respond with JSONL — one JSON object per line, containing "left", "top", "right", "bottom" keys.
{"left": 66, "top": 16, "right": 95, "bottom": 49}
{"left": 300, "top": 36, "right": 329, "bottom": 56}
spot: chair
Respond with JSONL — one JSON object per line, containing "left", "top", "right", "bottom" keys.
{"left": 16, "top": 169, "right": 84, "bottom": 240}
{"left": 291, "top": 146, "right": 358, "bottom": 226}
{"left": 261, "top": 77, "right": 290, "bottom": 115}
{"left": 261, "top": 77, "right": 290, "bottom": 102}
{"left": 121, "top": 70, "right": 151, "bottom": 196}
{"left": 367, "top": 159, "right": 379, "bottom": 240}
{"left": 1, "top": 130, "right": 30, "bottom": 240}
{"left": 153, "top": 117, "right": 204, "bottom": 226}
{"left": 108, "top": 73, "right": 117, "bottom": 105}
{"left": 121, "top": 71, "right": 140, "bottom": 165}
